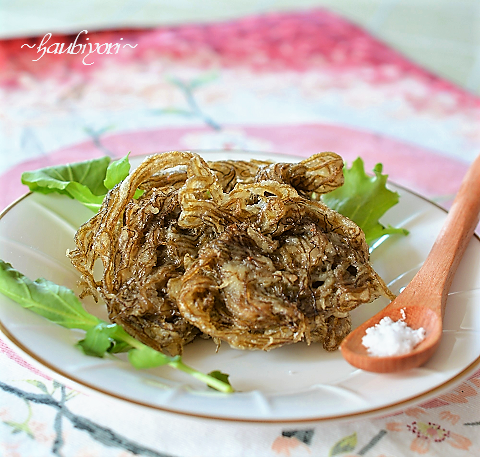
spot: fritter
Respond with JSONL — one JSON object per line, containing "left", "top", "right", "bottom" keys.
{"left": 68, "top": 151, "right": 393, "bottom": 356}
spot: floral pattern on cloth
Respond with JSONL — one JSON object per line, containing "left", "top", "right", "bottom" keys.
{"left": 1, "top": 7, "right": 480, "bottom": 457}
{"left": 270, "top": 387, "right": 479, "bottom": 457}
{"left": 270, "top": 420, "right": 474, "bottom": 456}
{"left": 1, "top": 9, "right": 479, "bottom": 192}
{"left": 2, "top": 333, "right": 480, "bottom": 456}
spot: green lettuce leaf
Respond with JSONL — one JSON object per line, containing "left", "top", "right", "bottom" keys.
{"left": 322, "top": 158, "right": 408, "bottom": 245}
{"left": 128, "top": 345, "right": 177, "bottom": 369}
{"left": 62, "top": 181, "right": 106, "bottom": 212}
{"left": 21, "top": 154, "right": 133, "bottom": 212}
{"left": 0, "top": 259, "right": 100, "bottom": 331}
{"left": 77, "top": 322, "right": 122, "bottom": 357}
{"left": 103, "top": 153, "right": 132, "bottom": 190}
{"left": 0, "top": 260, "right": 234, "bottom": 393}
{"left": 207, "top": 370, "right": 232, "bottom": 391}
{"left": 21, "top": 156, "right": 111, "bottom": 197}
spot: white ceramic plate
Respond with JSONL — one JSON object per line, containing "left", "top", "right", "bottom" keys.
{"left": 1, "top": 151, "right": 479, "bottom": 424}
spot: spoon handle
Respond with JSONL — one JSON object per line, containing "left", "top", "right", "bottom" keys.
{"left": 406, "top": 154, "right": 480, "bottom": 317}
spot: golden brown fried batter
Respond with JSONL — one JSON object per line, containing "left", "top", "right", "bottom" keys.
{"left": 170, "top": 197, "right": 392, "bottom": 352}
{"left": 68, "top": 151, "right": 393, "bottom": 356}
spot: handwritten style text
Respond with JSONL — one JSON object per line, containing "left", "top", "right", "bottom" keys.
{"left": 21, "top": 30, "right": 137, "bottom": 65}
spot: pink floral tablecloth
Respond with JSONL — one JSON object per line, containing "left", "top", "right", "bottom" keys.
{"left": 1, "top": 9, "right": 480, "bottom": 457}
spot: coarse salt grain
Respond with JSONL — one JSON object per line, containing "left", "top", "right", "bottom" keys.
{"left": 361, "top": 310, "right": 426, "bottom": 357}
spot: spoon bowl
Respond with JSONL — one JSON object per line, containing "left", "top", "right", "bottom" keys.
{"left": 341, "top": 153, "right": 480, "bottom": 373}
{"left": 341, "top": 305, "right": 442, "bottom": 373}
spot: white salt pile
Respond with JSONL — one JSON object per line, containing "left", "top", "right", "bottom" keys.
{"left": 361, "top": 310, "right": 426, "bottom": 357}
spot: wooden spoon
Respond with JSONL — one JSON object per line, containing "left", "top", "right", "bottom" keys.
{"left": 340, "top": 153, "right": 480, "bottom": 373}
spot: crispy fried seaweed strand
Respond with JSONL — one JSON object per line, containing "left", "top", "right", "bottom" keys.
{"left": 208, "top": 159, "right": 272, "bottom": 192}
{"left": 69, "top": 152, "right": 201, "bottom": 356}
{"left": 68, "top": 151, "right": 393, "bottom": 356}
{"left": 254, "top": 151, "right": 344, "bottom": 197}
{"left": 170, "top": 195, "right": 393, "bottom": 352}
{"left": 169, "top": 224, "right": 307, "bottom": 351}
